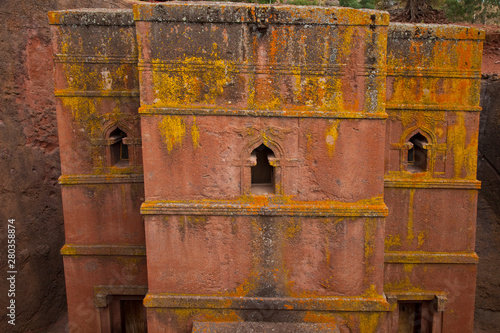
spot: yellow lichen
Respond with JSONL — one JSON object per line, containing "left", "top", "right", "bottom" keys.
{"left": 417, "top": 231, "right": 427, "bottom": 248}
{"left": 152, "top": 45, "right": 235, "bottom": 107}
{"left": 285, "top": 218, "right": 302, "bottom": 239}
{"left": 158, "top": 116, "right": 186, "bottom": 152}
{"left": 191, "top": 116, "right": 200, "bottom": 149}
{"left": 385, "top": 234, "right": 401, "bottom": 250}
{"left": 359, "top": 312, "right": 382, "bottom": 333}
{"left": 447, "top": 112, "right": 478, "bottom": 179}
{"left": 325, "top": 120, "right": 340, "bottom": 157}
{"left": 364, "top": 219, "right": 376, "bottom": 259}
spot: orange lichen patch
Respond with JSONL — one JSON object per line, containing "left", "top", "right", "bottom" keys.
{"left": 47, "top": 11, "right": 63, "bottom": 24}
{"left": 222, "top": 276, "right": 259, "bottom": 297}
{"left": 158, "top": 115, "right": 186, "bottom": 152}
{"left": 325, "top": 120, "right": 340, "bottom": 157}
{"left": 447, "top": 112, "right": 478, "bottom": 179}
{"left": 388, "top": 76, "right": 477, "bottom": 107}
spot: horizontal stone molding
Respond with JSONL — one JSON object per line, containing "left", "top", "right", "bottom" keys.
{"left": 141, "top": 198, "right": 388, "bottom": 217}
{"left": 143, "top": 294, "right": 390, "bottom": 312}
{"left": 139, "top": 107, "right": 388, "bottom": 120}
{"left": 384, "top": 251, "right": 479, "bottom": 264}
{"left": 59, "top": 174, "right": 144, "bottom": 185}
{"left": 192, "top": 322, "right": 344, "bottom": 332}
{"left": 384, "top": 178, "right": 481, "bottom": 189}
{"left": 133, "top": 3, "right": 390, "bottom": 26}
{"left": 48, "top": 10, "right": 135, "bottom": 26}
{"left": 388, "top": 23, "right": 485, "bottom": 41}
{"left": 94, "top": 285, "right": 148, "bottom": 307}
{"left": 387, "top": 68, "right": 481, "bottom": 79}
{"left": 386, "top": 103, "right": 482, "bottom": 112}
{"left": 55, "top": 89, "right": 140, "bottom": 98}
{"left": 139, "top": 62, "right": 386, "bottom": 77}
{"left": 60, "top": 244, "right": 146, "bottom": 257}
{"left": 54, "top": 54, "right": 138, "bottom": 64}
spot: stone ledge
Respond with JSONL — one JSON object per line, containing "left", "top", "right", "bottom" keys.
{"left": 192, "top": 322, "right": 341, "bottom": 333}
{"left": 386, "top": 68, "right": 481, "bottom": 79}
{"left": 389, "top": 23, "right": 485, "bottom": 41}
{"left": 48, "top": 9, "right": 135, "bottom": 26}
{"left": 55, "top": 90, "right": 140, "bottom": 98}
{"left": 144, "top": 294, "right": 390, "bottom": 312}
{"left": 53, "top": 55, "right": 138, "bottom": 64}
{"left": 133, "top": 3, "right": 390, "bottom": 26}
{"left": 60, "top": 244, "right": 146, "bottom": 256}
{"left": 386, "top": 103, "right": 482, "bottom": 112}
{"left": 384, "top": 251, "right": 479, "bottom": 264}
{"left": 59, "top": 174, "right": 144, "bottom": 185}
{"left": 141, "top": 198, "right": 388, "bottom": 217}
{"left": 139, "top": 107, "right": 388, "bottom": 119}
{"left": 384, "top": 178, "right": 481, "bottom": 189}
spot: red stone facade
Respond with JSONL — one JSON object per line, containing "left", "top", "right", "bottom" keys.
{"left": 49, "top": 3, "right": 483, "bottom": 332}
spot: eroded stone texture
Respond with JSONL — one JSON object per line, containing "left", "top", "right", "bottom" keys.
{"left": 475, "top": 77, "right": 500, "bottom": 333}
{"left": 49, "top": 3, "right": 484, "bottom": 332}
{"left": 0, "top": 0, "right": 133, "bottom": 332}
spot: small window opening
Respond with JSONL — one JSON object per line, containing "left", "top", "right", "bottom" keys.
{"left": 398, "top": 302, "right": 432, "bottom": 333}
{"left": 109, "top": 128, "right": 129, "bottom": 167}
{"left": 251, "top": 144, "right": 275, "bottom": 195}
{"left": 407, "top": 133, "right": 428, "bottom": 173}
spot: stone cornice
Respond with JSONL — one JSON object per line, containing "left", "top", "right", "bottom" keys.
{"left": 141, "top": 197, "right": 388, "bottom": 217}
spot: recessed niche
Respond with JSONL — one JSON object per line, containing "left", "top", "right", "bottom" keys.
{"left": 407, "top": 133, "right": 428, "bottom": 173}
{"left": 251, "top": 144, "right": 275, "bottom": 195}
{"left": 109, "top": 128, "right": 129, "bottom": 167}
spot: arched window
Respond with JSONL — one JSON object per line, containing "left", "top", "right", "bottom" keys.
{"left": 407, "top": 133, "right": 428, "bottom": 173}
{"left": 251, "top": 144, "right": 275, "bottom": 195}
{"left": 109, "top": 128, "right": 129, "bottom": 167}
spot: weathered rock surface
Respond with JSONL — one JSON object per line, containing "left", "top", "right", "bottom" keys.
{"left": 475, "top": 77, "right": 500, "bottom": 333}
{"left": 0, "top": 1, "right": 134, "bottom": 332}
